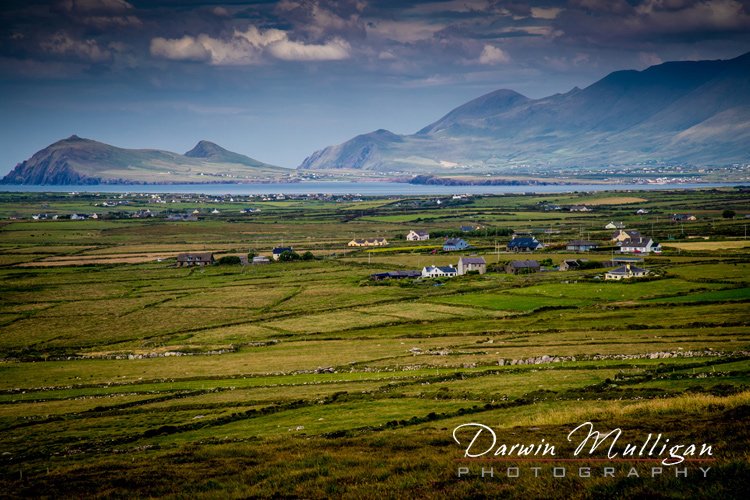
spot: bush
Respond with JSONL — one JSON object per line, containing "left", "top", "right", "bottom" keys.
{"left": 722, "top": 209, "right": 736, "bottom": 219}
{"left": 302, "top": 251, "right": 314, "bottom": 261}
{"left": 217, "top": 255, "right": 241, "bottom": 265}
{"left": 279, "top": 250, "right": 301, "bottom": 262}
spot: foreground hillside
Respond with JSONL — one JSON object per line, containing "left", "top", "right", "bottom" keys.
{"left": 0, "top": 188, "right": 748, "bottom": 497}
{"left": 1, "top": 136, "right": 290, "bottom": 185}
{"left": 300, "top": 52, "right": 750, "bottom": 173}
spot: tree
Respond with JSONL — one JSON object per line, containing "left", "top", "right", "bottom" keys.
{"left": 302, "top": 251, "right": 314, "bottom": 261}
{"left": 247, "top": 251, "right": 256, "bottom": 261}
{"left": 722, "top": 209, "right": 736, "bottom": 219}
{"left": 279, "top": 250, "right": 301, "bottom": 262}
{"left": 217, "top": 255, "right": 241, "bottom": 265}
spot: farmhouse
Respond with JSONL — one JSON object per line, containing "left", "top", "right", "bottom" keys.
{"left": 272, "top": 247, "right": 294, "bottom": 260}
{"left": 569, "top": 205, "right": 592, "bottom": 212}
{"left": 457, "top": 256, "right": 487, "bottom": 275}
{"left": 611, "top": 229, "right": 642, "bottom": 244}
{"left": 460, "top": 225, "right": 479, "bottom": 232}
{"left": 566, "top": 240, "right": 598, "bottom": 252}
{"left": 620, "top": 238, "right": 662, "bottom": 254}
{"left": 176, "top": 253, "right": 215, "bottom": 267}
{"left": 422, "top": 265, "right": 458, "bottom": 278}
{"left": 506, "top": 260, "right": 540, "bottom": 274}
{"left": 672, "top": 214, "right": 697, "bottom": 222}
{"left": 559, "top": 259, "right": 581, "bottom": 271}
{"left": 605, "top": 222, "right": 626, "bottom": 230}
{"left": 507, "top": 236, "right": 543, "bottom": 252}
{"left": 252, "top": 256, "right": 270, "bottom": 264}
{"left": 443, "top": 238, "right": 470, "bottom": 251}
{"left": 406, "top": 230, "right": 430, "bottom": 241}
{"left": 370, "top": 270, "right": 422, "bottom": 281}
{"left": 605, "top": 264, "right": 649, "bottom": 280}
{"left": 348, "top": 238, "right": 388, "bottom": 247}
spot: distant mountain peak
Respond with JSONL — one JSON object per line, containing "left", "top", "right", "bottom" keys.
{"left": 185, "top": 140, "right": 228, "bottom": 158}
{"left": 184, "top": 140, "right": 271, "bottom": 168}
{"left": 2, "top": 137, "right": 287, "bottom": 185}
{"left": 300, "top": 51, "right": 750, "bottom": 171}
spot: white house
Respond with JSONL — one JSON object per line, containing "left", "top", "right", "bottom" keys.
{"left": 605, "top": 264, "right": 649, "bottom": 280}
{"left": 605, "top": 222, "right": 626, "bottom": 230}
{"left": 406, "top": 230, "right": 430, "bottom": 241}
{"left": 620, "top": 238, "right": 662, "bottom": 254}
{"left": 457, "top": 257, "right": 486, "bottom": 275}
{"left": 421, "top": 265, "right": 458, "bottom": 278}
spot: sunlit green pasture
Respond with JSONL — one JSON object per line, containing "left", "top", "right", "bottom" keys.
{"left": 0, "top": 188, "right": 748, "bottom": 497}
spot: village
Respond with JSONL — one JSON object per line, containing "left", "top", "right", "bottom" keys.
{"left": 175, "top": 223, "right": 663, "bottom": 282}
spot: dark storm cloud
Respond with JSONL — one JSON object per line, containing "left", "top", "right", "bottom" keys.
{"left": 2, "top": 0, "right": 748, "bottom": 77}
{"left": 555, "top": 0, "right": 750, "bottom": 46}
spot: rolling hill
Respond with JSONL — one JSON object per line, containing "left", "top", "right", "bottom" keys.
{"left": 2, "top": 136, "right": 290, "bottom": 185}
{"left": 299, "top": 52, "right": 750, "bottom": 173}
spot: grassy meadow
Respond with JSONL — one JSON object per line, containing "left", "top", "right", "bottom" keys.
{"left": 0, "top": 187, "right": 749, "bottom": 498}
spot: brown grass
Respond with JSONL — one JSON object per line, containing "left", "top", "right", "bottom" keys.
{"left": 664, "top": 240, "right": 750, "bottom": 251}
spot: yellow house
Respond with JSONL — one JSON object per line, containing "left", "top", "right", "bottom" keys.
{"left": 348, "top": 238, "right": 388, "bottom": 247}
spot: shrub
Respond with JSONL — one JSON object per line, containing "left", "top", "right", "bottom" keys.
{"left": 217, "top": 255, "right": 241, "bottom": 265}
{"left": 279, "top": 250, "right": 301, "bottom": 261}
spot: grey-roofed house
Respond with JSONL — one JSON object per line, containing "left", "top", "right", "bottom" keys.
{"left": 620, "top": 238, "right": 662, "bottom": 254}
{"left": 406, "top": 230, "right": 430, "bottom": 241}
{"left": 505, "top": 260, "right": 540, "bottom": 274}
{"left": 611, "top": 230, "right": 642, "bottom": 244}
{"left": 177, "top": 252, "right": 215, "bottom": 267}
{"left": 559, "top": 259, "right": 581, "bottom": 271}
{"left": 507, "top": 236, "right": 543, "bottom": 252}
{"left": 605, "top": 264, "right": 649, "bottom": 280}
{"left": 422, "top": 265, "right": 458, "bottom": 278}
{"left": 443, "top": 238, "right": 470, "bottom": 251}
{"left": 457, "top": 256, "right": 486, "bottom": 275}
{"left": 566, "top": 240, "right": 598, "bottom": 252}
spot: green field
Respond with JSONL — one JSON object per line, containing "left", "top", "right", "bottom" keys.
{"left": 0, "top": 188, "right": 749, "bottom": 498}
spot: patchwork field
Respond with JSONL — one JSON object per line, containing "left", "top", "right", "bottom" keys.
{"left": 0, "top": 188, "right": 748, "bottom": 498}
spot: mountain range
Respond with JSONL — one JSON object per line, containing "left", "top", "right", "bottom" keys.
{"left": 1, "top": 136, "right": 289, "bottom": 185}
{"left": 300, "top": 52, "right": 750, "bottom": 173}
{"left": 4, "top": 52, "right": 749, "bottom": 185}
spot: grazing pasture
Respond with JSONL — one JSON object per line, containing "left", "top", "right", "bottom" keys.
{"left": 0, "top": 187, "right": 748, "bottom": 498}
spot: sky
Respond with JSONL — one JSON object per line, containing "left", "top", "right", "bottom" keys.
{"left": 1, "top": 0, "right": 749, "bottom": 172}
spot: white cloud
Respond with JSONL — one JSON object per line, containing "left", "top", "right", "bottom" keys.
{"left": 531, "top": 7, "right": 562, "bottom": 19}
{"left": 150, "top": 26, "right": 351, "bottom": 65}
{"left": 478, "top": 44, "right": 510, "bottom": 65}
{"left": 40, "top": 32, "right": 112, "bottom": 62}
{"left": 150, "top": 35, "right": 212, "bottom": 63}
{"left": 268, "top": 37, "right": 350, "bottom": 61}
